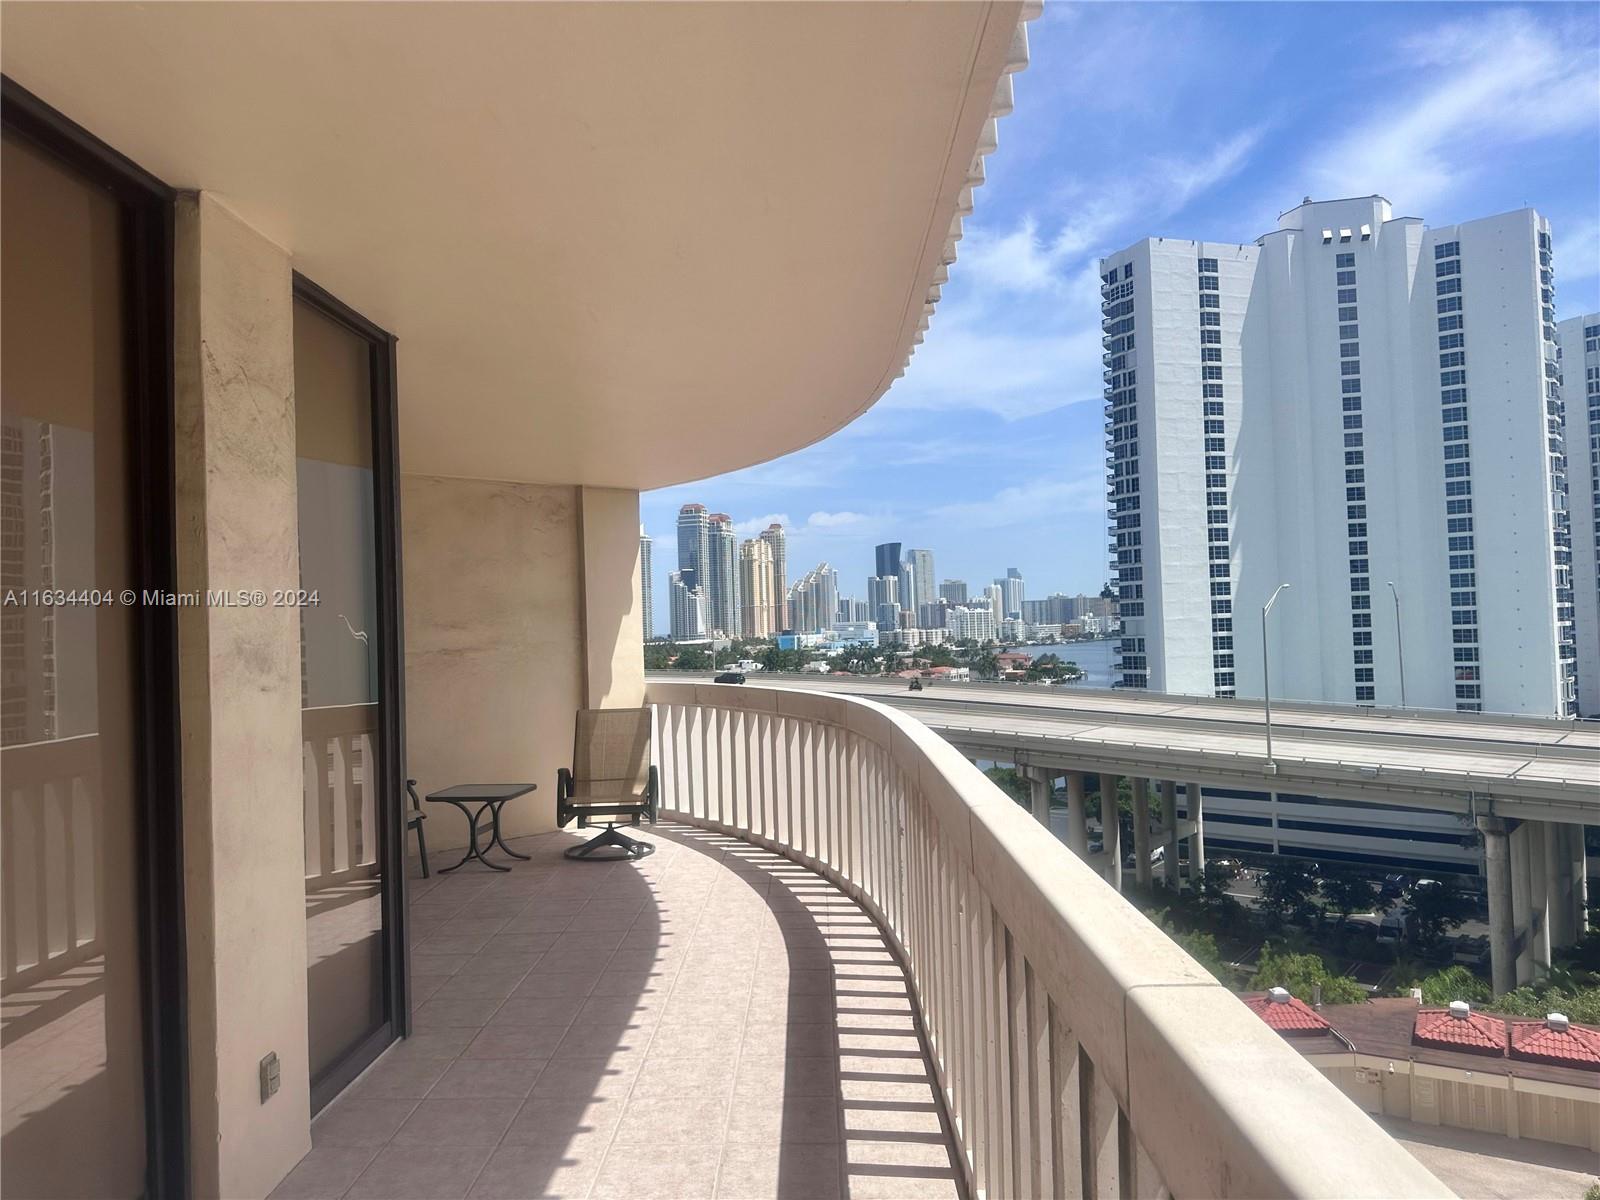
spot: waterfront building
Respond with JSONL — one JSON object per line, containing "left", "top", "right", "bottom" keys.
{"left": 1103, "top": 196, "right": 1575, "bottom": 714}
{"left": 1558, "top": 313, "right": 1600, "bottom": 716}
{"left": 705, "top": 513, "right": 740, "bottom": 637}
{"left": 758, "top": 522, "right": 788, "bottom": 632}
{"left": 739, "top": 537, "right": 776, "bottom": 639}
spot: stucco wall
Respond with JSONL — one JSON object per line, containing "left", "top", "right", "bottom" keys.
{"left": 173, "top": 191, "right": 311, "bottom": 1199}
{"left": 402, "top": 476, "right": 586, "bottom": 847}
{"left": 579, "top": 486, "right": 646, "bottom": 710}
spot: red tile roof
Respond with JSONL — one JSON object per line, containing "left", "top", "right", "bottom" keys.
{"left": 1509, "top": 1020, "right": 1600, "bottom": 1071}
{"left": 1243, "top": 991, "right": 1331, "bottom": 1035}
{"left": 1412, "top": 1006, "right": 1506, "bottom": 1056}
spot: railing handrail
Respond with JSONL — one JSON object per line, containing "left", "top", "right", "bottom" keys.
{"left": 646, "top": 679, "right": 1451, "bottom": 1200}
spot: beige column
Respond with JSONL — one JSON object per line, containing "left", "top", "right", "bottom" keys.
{"left": 1100, "top": 773, "right": 1122, "bottom": 891}
{"left": 578, "top": 486, "right": 646, "bottom": 709}
{"left": 174, "top": 192, "right": 311, "bottom": 1198}
{"left": 1131, "top": 777, "right": 1152, "bottom": 888}
{"left": 1064, "top": 771, "right": 1089, "bottom": 857}
{"left": 1511, "top": 821, "right": 1535, "bottom": 985}
{"left": 1024, "top": 767, "right": 1054, "bottom": 831}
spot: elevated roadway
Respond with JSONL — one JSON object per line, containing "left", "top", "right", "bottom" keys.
{"left": 652, "top": 673, "right": 1599, "bottom": 824}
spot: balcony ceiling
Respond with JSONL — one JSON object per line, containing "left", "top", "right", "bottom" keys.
{"left": 2, "top": 2, "right": 1027, "bottom": 489}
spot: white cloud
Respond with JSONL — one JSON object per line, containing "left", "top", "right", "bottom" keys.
{"left": 805, "top": 511, "right": 866, "bottom": 530}
{"left": 927, "top": 472, "right": 1105, "bottom": 531}
{"left": 959, "top": 129, "right": 1267, "bottom": 298}
{"left": 732, "top": 512, "right": 790, "bottom": 536}
{"left": 1557, "top": 217, "right": 1599, "bottom": 285}
{"left": 1303, "top": 9, "right": 1599, "bottom": 214}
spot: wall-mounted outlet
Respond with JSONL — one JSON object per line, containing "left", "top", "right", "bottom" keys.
{"left": 259, "top": 1051, "right": 280, "bottom": 1102}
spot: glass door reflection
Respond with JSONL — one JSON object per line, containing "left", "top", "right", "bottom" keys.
{"left": 294, "top": 295, "right": 390, "bottom": 1101}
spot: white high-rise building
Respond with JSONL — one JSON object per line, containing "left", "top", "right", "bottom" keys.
{"left": 788, "top": 563, "right": 840, "bottom": 635}
{"left": 739, "top": 538, "right": 776, "bottom": 639}
{"left": 758, "top": 523, "right": 788, "bottom": 631}
{"left": 1559, "top": 313, "right": 1600, "bottom": 716}
{"left": 668, "top": 570, "right": 707, "bottom": 641}
{"left": 1103, "top": 196, "right": 1575, "bottom": 715}
{"left": 706, "top": 513, "right": 741, "bottom": 636}
{"left": 905, "top": 549, "right": 937, "bottom": 612}
{"left": 997, "top": 567, "right": 1024, "bottom": 619}
{"left": 639, "top": 527, "right": 654, "bottom": 639}
{"left": 984, "top": 582, "right": 1003, "bottom": 624}
{"left": 948, "top": 605, "right": 996, "bottom": 643}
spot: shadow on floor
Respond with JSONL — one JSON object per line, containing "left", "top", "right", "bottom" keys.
{"left": 276, "top": 821, "right": 963, "bottom": 1200}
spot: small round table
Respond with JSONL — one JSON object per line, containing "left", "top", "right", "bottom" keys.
{"left": 426, "top": 783, "right": 537, "bottom": 873}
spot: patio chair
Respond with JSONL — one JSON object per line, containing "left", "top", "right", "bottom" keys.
{"left": 405, "top": 778, "right": 430, "bottom": 878}
{"left": 556, "top": 707, "right": 658, "bottom": 860}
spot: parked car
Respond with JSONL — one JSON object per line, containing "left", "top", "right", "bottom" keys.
{"left": 713, "top": 671, "right": 746, "bottom": 684}
{"left": 1380, "top": 873, "right": 1410, "bottom": 898}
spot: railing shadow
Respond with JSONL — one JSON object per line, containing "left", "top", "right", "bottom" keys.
{"left": 652, "top": 824, "right": 963, "bottom": 1199}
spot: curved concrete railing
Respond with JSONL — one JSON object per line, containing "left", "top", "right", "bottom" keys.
{"left": 646, "top": 681, "right": 1452, "bottom": 1200}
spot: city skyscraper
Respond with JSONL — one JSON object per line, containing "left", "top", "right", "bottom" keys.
{"left": 788, "top": 563, "right": 839, "bottom": 634}
{"left": 706, "top": 513, "right": 741, "bottom": 636}
{"left": 873, "top": 542, "right": 902, "bottom": 579}
{"left": 904, "top": 549, "right": 936, "bottom": 611}
{"left": 676, "top": 503, "right": 709, "bottom": 592}
{"left": 939, "top": 579, "right": 969, "bottom": 605}
{"left": 739, "top": 537, "right": 776, "bottom": 639}
{"left": 867, "top": 574, "right": 900, "bottom": 630}
{"left": 758, "top": 522, "right": 788, "bottom": 631}
{"left": 984, "top": 582, "right": 1003, "bottom": 623}
{"left": 639, "top": 526, "right": 654, "bottom": 639}
{"left": 668, "top": 570, "right": 706, "bottom": 640}
{"left": 1104, "top": 196, "right": 1574, "bottom": 714}
{"left": 1559, "top": 312, "right": 1599, "bottom": 716}
{"left": 998, "top": 567, "right": 1024, "bottom": 619}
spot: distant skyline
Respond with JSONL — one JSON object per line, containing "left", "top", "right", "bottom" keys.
{"left": 642, "top": 2, "right": 1600, "bottom": 624}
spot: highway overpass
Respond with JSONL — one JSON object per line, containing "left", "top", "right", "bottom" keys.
{"left": 651, "top": 672, "right": 1599, "bottom": 993}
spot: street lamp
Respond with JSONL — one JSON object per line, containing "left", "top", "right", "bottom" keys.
{"left": 1386, "top": 581, "right": 1407, "bottom": 709}
{"left": 1262, "top": 583, "right": 1292, "bottom": 773}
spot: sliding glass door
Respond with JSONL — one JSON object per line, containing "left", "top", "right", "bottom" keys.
{"left": 1, "top": 85, "right": 184, "bottom": 1199}
{"left": 293, "top": 279, "right": 407, "bottom": 1110}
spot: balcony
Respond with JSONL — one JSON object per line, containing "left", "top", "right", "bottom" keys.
{"left": 274, "top": 681, "right": 1451, "bottom": 1200}
{"left": 289, "top": 826, "right": 961, "bottom": 1200}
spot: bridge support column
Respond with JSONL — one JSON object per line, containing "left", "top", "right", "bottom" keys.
{"left": 1478, "top": 816, "right": 1516, "bottom": 996}
{"left": 1511, "top": 821, "right": 1535, "bottom": 984}
{"left": 1531, "top": 821, "right": 1555, "bottom": 970}
{"left": 1100, "top": 774, "right": 1122, "bottom": 891}
{"left": 1064, "top": 772, "right": 1088, "bottom": 858}
{"left": 1573, "top": 823, "right": 1590, "bottom": 937}
{"left": 1131, "top": 777, "right": 1151, "bottom": 889}
{"left": 1160, "top": 780, "right": 1180, "bottom": 889}
{"left": 1187, "top": 781, "right": 1205, "bottom": 882}
{"left": 1024, "top": 768, "right": 1054, "bottom": 833}
{"left": 1549, "top": 823, "right": 1575, "bottom": 950}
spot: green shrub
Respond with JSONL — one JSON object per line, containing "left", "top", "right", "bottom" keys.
{"left": 1417, "top": 965, "right": 1491, "bottom": 1006}
{"left": 1250, "top": 944, "right": 1366, "bottom": 1006}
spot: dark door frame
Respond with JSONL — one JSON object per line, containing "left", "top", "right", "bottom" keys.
{"left": 291, "top": 273, "right": 410, "bottom": 1114}
{"left": 1, "top": 76, "right": 189, "bottom": 1199}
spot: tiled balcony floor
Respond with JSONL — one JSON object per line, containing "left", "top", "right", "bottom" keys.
{"left": 275, "top": 822, "right": 963, "bottom": 1200}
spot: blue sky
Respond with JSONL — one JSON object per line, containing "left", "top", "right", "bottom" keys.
{"left": 644, "top": 2, "right": 1600, "bottom": 632}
